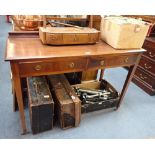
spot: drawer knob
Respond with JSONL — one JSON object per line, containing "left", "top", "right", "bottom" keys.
{"left": 124, "top": 57, "right": 129, "bottom": 63}
{"left": 144, "top": 63, "right": 151, "bottom": 69}
{"left": 140, "top": 74, "right": 147, "bottom": 80}
{"left": 69, "top": 62, "right": 75, "bottom": 68}
{"left": 149, "top": 52, "right": 155, "bottom": 58}
{"left": 100, "top": 60, "right": 105, "bottom": 66}
{"left": 34, "top": 65, "right": 42, "bottom": 71}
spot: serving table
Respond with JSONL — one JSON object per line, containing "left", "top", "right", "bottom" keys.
{"left": 5, "top": 32, "right": 145, "bottom": 134}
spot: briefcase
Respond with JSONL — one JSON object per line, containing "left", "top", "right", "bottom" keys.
{"left": 73, "top": 80, "right": 119, "bottom": 113}
{"left": 39, "top": 27, "right": 100, "bottom": 45}
{"left": 27, "top": 76, "right": 54, "bottom": 134}
{"left": 47, "top": 74, "right": 81, "bottom": 129}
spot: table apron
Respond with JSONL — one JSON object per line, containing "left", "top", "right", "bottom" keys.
{"left": 17, "top": 54, "right": 139, "bottom": 77}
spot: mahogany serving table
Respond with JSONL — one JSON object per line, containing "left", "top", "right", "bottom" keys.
{"left": 5, "top": 32, "right": 145, "bottom": 134}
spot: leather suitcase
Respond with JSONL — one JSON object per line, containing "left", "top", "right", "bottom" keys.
{"left": 47, "top": 74, "right": 81, "bottom": 129}
{"left": 39, "top": 27, "right": 100, "bottom": 45}
{"left": 73, "top": 80, "right": 119, "bottom": 113}
{"left": 27, "top": 76, "right": 54, "bottom": 134}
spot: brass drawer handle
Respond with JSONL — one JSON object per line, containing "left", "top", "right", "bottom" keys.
{"left": 34, "top": 65, "right": 42, "bottom": 71}
{"left": 124, "top": 57, "right": 129, "bottom": 63}
{"left": 51, "top": 36, "right": 58, "bottom": 41}
{"left": 48, "top": 34, "right": 60, "bottom": 41}
{"left": 100, "top": 60, "right": 105, "bottom": 66}
{"left": 144, "top": 63, "right": 152, "bottom": 69}
{"left": 140, "top": 74, "right": 147, "bottom": 80}
{"left": 74, "top": 35, "right": 78, "bottom": 42}
{"left": 69, "top": 62, "right": 75, "bottom": 68}
{"left": 149, "top": 52, "right": 155, "bottom": 58}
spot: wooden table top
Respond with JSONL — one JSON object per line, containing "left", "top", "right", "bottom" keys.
{"left": 5, "top": 33, "right": 145, "bottom": 61}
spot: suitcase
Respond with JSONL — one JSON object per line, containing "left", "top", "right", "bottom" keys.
{"left": 27, "top": 76, "right": 54, "bottom": 134}
{"left": 73, "top": 80, "right": 119, "bottom": 113}
{"left": 39, "top": 27, "right": 100, "bottom": 45}
{"left": 47, "top": 74, "right": 81, "bottom": 129}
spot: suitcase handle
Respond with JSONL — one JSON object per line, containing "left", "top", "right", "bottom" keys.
{"left": 64, "top": 89, "right": 81, "bottom": 127}
{"left": 33, "top": 82, "right": 43, "bottom": 94}
{"left": 70, "top": 94, "right": 81, "bottom": 126}
{"left": 74, "top": 100, "right": 81, "bottom": 127}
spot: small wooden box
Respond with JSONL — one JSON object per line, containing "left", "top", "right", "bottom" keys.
{"left": 27, "top": 76, "right": 54, "bottom": 134}
{"left": 39, "top": 27, "right": 100, "bottom": 45}
{"left": 47, "top": 74, "right": 81, "bottom": 129}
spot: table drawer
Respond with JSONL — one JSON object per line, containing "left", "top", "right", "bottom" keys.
{"left": 139, "top": 56, "right": 155, "bottom": 75}
{"left": 135, "top": 67, "right": 155, "bottom": 88}
{"left": 87, "top": 54, "right": 138, "bottom": 69}
{"left": 19, "top": 58, "right": 87, "bottom": 77}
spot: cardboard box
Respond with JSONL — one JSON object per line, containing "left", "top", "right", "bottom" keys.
{"left": 100, "top": 16, "right": 150, "bottom": 49}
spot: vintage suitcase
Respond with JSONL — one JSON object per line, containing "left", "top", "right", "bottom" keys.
{"left": 100, "top": 16, "right": 150, "bottom": 49}
{"left": 27, "top": 76, "right": 54, "bottom": 134}
{"left": 47, "top": 74, "right": 81, "bottom": 129}
{"left": 73, "top": 80, "right": 119, "bottom": 113}
{"left": 39, "top": 27, "right": 100, "bottom": 45}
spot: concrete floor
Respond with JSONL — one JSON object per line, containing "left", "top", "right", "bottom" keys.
{"left": 0, "top": 16, "right": 155, "bottom": 139}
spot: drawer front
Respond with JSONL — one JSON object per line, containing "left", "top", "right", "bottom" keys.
{"left": 46, "top": 34, "right": 63, "bottom": 45}
{"left": 46, "top": 33, "right": 99, "bottom": 45}
{"left": 139, "top": 56, "right": 155, "bottom": 75}
{"left": 135, "top": 67, "right": 155, "bottom": 88}
{"left": 63, "top": 34, "right": 89, "bottom": 44}
{"left": 143, "top": 39, "right": 155, "bottom": 50}
{"left": 88, "top": 54, "right": 138, "bottom": 69}
{"left": 132, "top": 76, "right": 155, "bottom": 96}
{"left": 143, "top": 49, "right": 155, "bottom": 60}
{"left": 88, "top": 33, "right": 100, "bottom": 43}
{"left": 19, "top": 58, "right": 87, "bottom": 77}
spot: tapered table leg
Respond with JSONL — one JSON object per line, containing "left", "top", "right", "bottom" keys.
{"left": 117, "top": 54, "right": 142, "bottom": 109}
{"left": 11, "top": 62, "right": 27, "bottom": 134}
{"left": 13, "top": 91, "right": 18, "bottom": 112}
{"left": 99, "top": 69, "right": 105, "bottom": 81}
